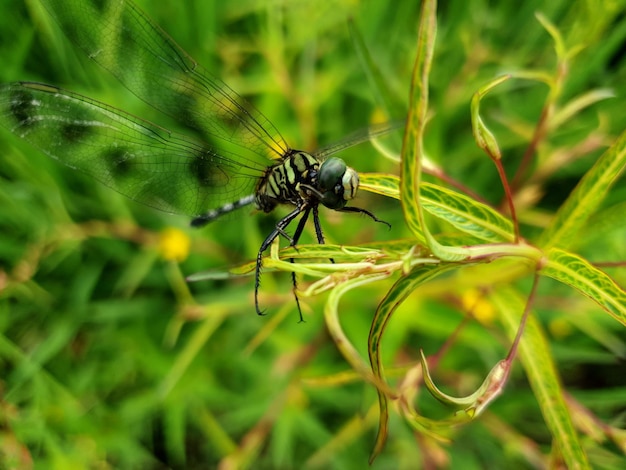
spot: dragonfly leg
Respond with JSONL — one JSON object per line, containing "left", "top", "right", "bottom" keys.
{"left": 311, "top": 205, "right": 337, "bottom": 319}
{"left": 311, "top": 205, "right": 325, "bottom": 244}
{"left": 255, "top": 205, "right": 306, "bottom": 316}
{"left": 312, "top": 205, "right": 334, "bottom": 268}
{"left": 289, "top": 207, "right": 313, "bottom": 323}
{"left": 338, "top": 206, "right": 391, "bottom": 229}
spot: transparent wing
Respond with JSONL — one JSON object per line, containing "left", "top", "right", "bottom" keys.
{"left": 40, "top": 0, "right": 289, "bottom": 160}
{"left": 313, "top": 121, "right": 404, "bottom": 160}
{"left": 0, "top": 82, "right": 266, "bottom": 216}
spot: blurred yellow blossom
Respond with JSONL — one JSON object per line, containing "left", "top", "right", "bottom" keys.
{"left": 548, "top": 317, "right": 573, "bottom": 339}
{"left": 370, "top": 107, "right": 388, "bottom": 125}
{"left": 158, "top": 227, "right": 191, "bottom": 262}
{"left": 461, "top": 289, "right": 496, "bottom": 325}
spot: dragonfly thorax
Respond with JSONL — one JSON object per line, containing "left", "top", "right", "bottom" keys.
{"left": 255, "top": 151, "right": 359, "bottom": 213}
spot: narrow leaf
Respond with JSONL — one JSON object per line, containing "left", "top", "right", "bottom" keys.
{"left": 368, "top": 262, "right": 459, "bottom": 463}
{"left": 541, "top": 248, "right": 626, "bottom": 326}
{"left": 491, "top": 287, "right": 590, "bottom": 469}
{"left": 539, "top": 129, "right": 626, "bottom": 249}
{"left": 421, "top": 351, "right": 510, "bottom": 416}
{"left": 471, "top": 75, "right": 512, "bottom": 161}
{"left": 361, "top": 173, "right": 515, "bottom": 243}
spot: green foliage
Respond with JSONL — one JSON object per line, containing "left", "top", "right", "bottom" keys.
{"left": 1, "top": 0, "right": 625, "bottom": 469}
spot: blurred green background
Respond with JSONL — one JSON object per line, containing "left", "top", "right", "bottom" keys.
{"left": 1, "top": 0, "right": 625, "bottom": 468}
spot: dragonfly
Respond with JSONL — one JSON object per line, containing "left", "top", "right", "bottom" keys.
{"left": 0, "top": 0, "right": 391, "bottom": 320}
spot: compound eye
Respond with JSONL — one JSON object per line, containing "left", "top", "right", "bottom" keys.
{"left": 318, "top": 157, "right": 347, "bottom": 193}
{"left": 318, "top": 157, "right": 359, "bottom": 209}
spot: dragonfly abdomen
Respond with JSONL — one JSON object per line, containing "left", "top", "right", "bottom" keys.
{"left": 191, "top": 194, "right": 256, "bottom": 227}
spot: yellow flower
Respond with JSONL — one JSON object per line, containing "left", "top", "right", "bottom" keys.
{"left": 461, "top": 289, "right": 496, "bottom": 325}
{"left": 158, "top": 227, "right": 191, "bottom": 262}
{"left": 370, "top": 107, "right": 388, "bottom": 125}
{"left": 548, "top": 317, "right": 573, "bottom": 339}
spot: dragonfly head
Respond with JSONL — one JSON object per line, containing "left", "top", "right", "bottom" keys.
{"left": 318, "top": 157, "right": 359, "bottom": 209}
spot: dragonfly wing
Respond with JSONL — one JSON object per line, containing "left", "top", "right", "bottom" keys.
{"left": 0, "top": 82, "right": 265, "bottom": 216}
{"left": 313, "top": 121, "right": 403, "bottom": 160}
{"left": 40, "top": 0, "right": 289, "bottom": 160}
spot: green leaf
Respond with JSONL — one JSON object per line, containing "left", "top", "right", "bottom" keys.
{"left": 540, "top": 248, "right": 626, "bottom": 326}
{"left": 549, "top": 88, "right": 615, "bottom": 131}
{"left": 491, "top": 287, "right": 591, "bottom": 470}
{"left": 399, "top": 0, "right": 475, "bottom": 262}
{"left": 361, "top": 173, "right": 515, "bottom": 243}
{"left": 400, "top": 0, "right": 437, "bottom": 245}
{"left": 421, "top": 352, "right": 510, "bottom": 416}
{"left": 368, "top": 262, "right": 460, "bottom": 463}
{"left": 420, "top": 183, "right": 514, "bottom": 243}
{"left": 470, "top": 75, "right": 512, "bottom": 161}
{"left": 359, "top": 172, "right": 401, "bottom": 200}
{"left": 325, "top": 273, "right": 397, "bottom": 394}
{"left": 539, "top": 128, "right": 626, "bottom": 249}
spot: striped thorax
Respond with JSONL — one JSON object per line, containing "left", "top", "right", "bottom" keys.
{"left": 255, "top": 150, "right": 359, "bottom": 213}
